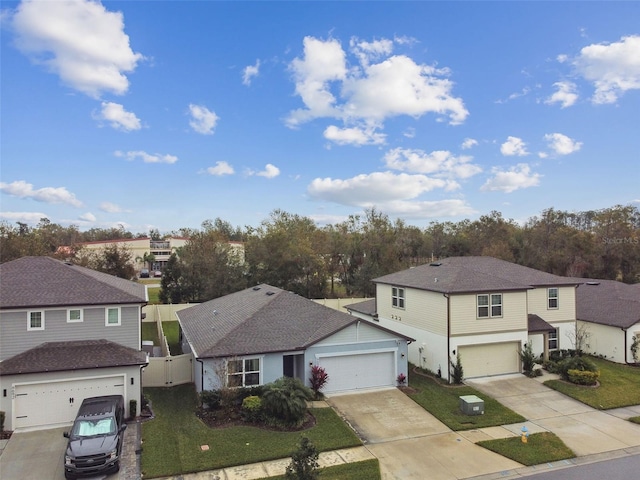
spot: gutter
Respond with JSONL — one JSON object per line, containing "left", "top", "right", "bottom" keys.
{"left": 195, "top": 357, "right": 205, "bottom": 391}
{"left": 444, "top": 293, "right": 451, "bottom": 383}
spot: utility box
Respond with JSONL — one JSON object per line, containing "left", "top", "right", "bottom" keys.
{"left": 459, "top": 395, "right": 485, "bottom": 415}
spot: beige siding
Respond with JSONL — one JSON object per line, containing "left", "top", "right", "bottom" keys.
{"left": 527, "top": 286, "right": 576, "bottom": 321}
{"left": 450, "top": 291, "right": 527, "bottom": 336}
{"left": 376, "top": 284, "right": 447, "bottom": 335}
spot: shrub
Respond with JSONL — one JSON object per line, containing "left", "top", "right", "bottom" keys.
{"left": 262, "top": 377, "right": 313, "bottom": 427}
{"left": 285, "top": 436, "right": 319, "bottom": 480}
{"left": 241, "top": 395, "right": 263, "bottom": 422}
{"left": 520, "top": 342, "right": 536, "bottom": 374}
{"left": 397, "top": 373, "right": 407, "bottom": 385}
{"left": 237, "top": 385, "right": 266, "bottom": 404}
{"left": 0, "top": 411, "right": 4, "bottom": 432}
{"left": 567, "top": 369, "right": 600, "bottom": 386}
{"left": 451, "top": 352, "right": 464, "bottom": 384}
{"left": 309, "top": 365, "right": 329, "bottom": 399}
{"left": 632, "top": 335, "right": 639, "bottom": 363}
{"left": 129, "top": 399, "right": 137, "bottom": 419}
{"left": 558, "top": 356, "right": 598, "bottom": 382}
{"left": 200, "top": 390, "right": 222, "bottom": 410}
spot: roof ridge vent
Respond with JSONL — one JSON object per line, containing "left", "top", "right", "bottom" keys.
{"left": 586, "top": 281, "right": 600, "bottom": 285}
{"left": 430, "top": 262, "right": 442, "bottom": 266}
{"left": 252, "top": 286, "right": 261, "bottom": 291}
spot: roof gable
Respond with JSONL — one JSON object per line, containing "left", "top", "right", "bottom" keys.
{"left": 374, "top": 256, "right": 579, "bottom": 294}
{"left": 0, "top": 256, "right": 147, "bottom": 309}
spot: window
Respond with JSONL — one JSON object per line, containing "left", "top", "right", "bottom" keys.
{"left": 548, "top": 329, "right": 558, "bottom": 350}
{"left": 227, "top": 358, "right": 261, "bottom": 387}
{"left": 477, "top": 294, "right": 502, "bottom": 318}
{"left": 67, "top": 309, "right": 83, "bottom": 323}
{"left": 548, "top": 288, "right": 559, "bottom": 309}
{"left": 105, "top": 307, "right": 121, "bottom": 326}
{"left": 392, "top": 287, "right": 405, "bottom": 309}
{"left": 28, "top": 311, "right": 45, "bottom": 331}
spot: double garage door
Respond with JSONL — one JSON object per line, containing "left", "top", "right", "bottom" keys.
{"left": 318, "top": 351, "right": 395, "bottom": 394}
{"left": 13, "top": 375, "right": 125, "bottom": 430}
{"left": 458, "top": 342, "right": 521, "bottom": 379}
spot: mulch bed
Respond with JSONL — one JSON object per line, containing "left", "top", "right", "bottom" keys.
{"left": 1, "top": 431, "right": 12, "bottom": 440}
{"left": 196, "top": 407, "right": 316, "bottom": 431}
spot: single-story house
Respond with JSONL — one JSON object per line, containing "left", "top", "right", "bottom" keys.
{"left": 176, "top": 284, "right": 414, "bottom": 394}
{"left": 574, "top": 279, "right": 640, "bottom": 364}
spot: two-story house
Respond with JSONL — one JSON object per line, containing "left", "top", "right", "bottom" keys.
{"left": 346, "top": 256, "right": 580, "bottom": 381}
{"left": 0, "top": 256, "right": 148, "bottom": 431}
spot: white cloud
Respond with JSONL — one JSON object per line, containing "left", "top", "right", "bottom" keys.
{"left": 481, "top": 164, "right": 541, "bottom": 193}
{"left": 500, "top": 136, "right": 529, "bottom": 156}
{"left": 0, "top": 180, "right": 82, "bottom": 206}
{"left": 323, "top": 125, "right": 386, "bottom": 146}
{"left": 380, "top": 199, "right": 476, "bottom": 218}
{"left": 0, "top": 211, "right": 49, "bottom": 224}
{"left": 79, "top": 212, "right": 96, "bottom": 222}
{"left": 188, "top": 104, "right": 219, "bottom": 135}
{"left": 286, "top": 36, "right": 468, "bottom": 131}
{"left": 545, "top": 81, "right": 578, "bottom": 108}
{"left": 115, "top": 150, "right": 178, "bottom": 164}
{"left": 242, "top": 60, "right": 260, "bottom": 86}
{"left": 383, "top": 148, "right": 481, "bottom": 180}
{"left": 461, "top": 138, "right": 478, "bottom": 150}
{"left": 94, "top": 102, "right": 141, "bottom": 131}
{"left": 544, "top": 133, "right": 583, "bottom": 155}
{"left": 206, "top": 161, "right": 235, "bottom": 176}
{"left": 572, "top": 35, "right": 640, "bottom": 104}
{"left": 11, "top": 0, "right": 143, "bottom": 98}
{"left": 99, "top": 202, "right": 124, "bottom": 213}
{"left": 256, "top": 164, "right": 280, "bottom": 178}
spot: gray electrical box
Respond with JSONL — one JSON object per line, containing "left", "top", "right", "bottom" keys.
{"left": 459, "top": 395, "right": 485, "bottom": 415}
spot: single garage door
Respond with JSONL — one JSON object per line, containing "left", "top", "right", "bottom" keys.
{"left": 13, "top": 375, "right": 125, "bottom": 430}
{"left": 458, "top": 342, "right": 521, "bottom": 379}
{"left": 318, "top": 351, "right": 395, "bottom": 394}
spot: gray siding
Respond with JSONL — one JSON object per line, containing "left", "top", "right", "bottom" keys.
{"left": 0, "top": 304, "right": 141, "bottom": 361}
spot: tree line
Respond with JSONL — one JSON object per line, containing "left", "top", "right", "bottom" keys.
{"left": 1, "top": 205, "right": 638, "bottom": 302}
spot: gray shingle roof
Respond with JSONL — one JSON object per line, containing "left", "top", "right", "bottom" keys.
{"left": 573, "top": 279, "right": 640, "bottom": 329}
{"left": 374, "top": 256, "right": 580, "bottom": 294}
{"left": 344, "top": 299, "right": 376, "bottom": 315}
{"left": 177, "top": 284, "right": 413, "bottom": 358}
{"left": 0, "top": 339, "right": 148, "bottom": 375}
{"left": 528, "top": 314, "right": 556, "bottom": 333}
{"left": 0, "top": 256, "right": 147, "bottom": 309}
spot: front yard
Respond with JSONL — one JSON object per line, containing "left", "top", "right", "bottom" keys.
{"left": 543, "top": 356, "right": 640, "bottom": 409}
{"left": 407, "top": 368, "right": 525, "bottom": 430}
{"left": 141, "top": 384, "right": 362, "bottom": 478}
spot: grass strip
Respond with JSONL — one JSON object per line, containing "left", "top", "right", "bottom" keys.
{"left": 477, "top": 432, "right": 574, "bottom": 466}
{"left": 259, "top": 459, "right": 381, "bottom": 480}
{"left": 408, "top": 369, "right": 525, "bottom": 430}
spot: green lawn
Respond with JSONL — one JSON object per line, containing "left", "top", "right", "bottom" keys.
{"left": 478, "top": 432, "right": 574, "bottom": 466}
{"left": 630, "top": 417, "right": 640, "bottom": 424}
{"left": 141, "top": 385, "right": 362, "bottom": 478}
{"left": 147, "top": 286, "right": 161, "bottom": 304}
{"left": 161, "top": 321, "right": 183, "bottom": 355}
{"left": 408, "top": 369, "right": 525, "bottom": 430}
{"left": 544, "top": 357, "right": 640, "bottom": 409}
{"left": 141, "top": 322, "right": 160, "bottom": 346}
{"left": 259, "top": 459, "right": 381, "bottom": 480}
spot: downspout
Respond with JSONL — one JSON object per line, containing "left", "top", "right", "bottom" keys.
{"left": 444, "top": 293, "right": 451, "bottom": 383}
{"left": 623, "top": 327, "right": 632, "bottom": 365}
{"left": 195, "top": 357, "right": 205, "bottom": 391}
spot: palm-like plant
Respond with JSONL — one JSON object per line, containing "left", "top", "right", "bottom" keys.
{"left": 262, "top": 377, "right": 312, "bottom": 426}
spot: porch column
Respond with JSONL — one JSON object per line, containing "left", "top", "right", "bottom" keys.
{"left": 542, "top": 333, "right": 549, "bottom": 362}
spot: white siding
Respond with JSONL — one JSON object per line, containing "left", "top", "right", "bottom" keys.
{"left": 579, "top": 320, "right": 640, "bottom": 364}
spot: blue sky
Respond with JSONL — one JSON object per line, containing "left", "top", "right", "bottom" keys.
{"left": 1, "top": 1, "right": 639, "bottom": 233}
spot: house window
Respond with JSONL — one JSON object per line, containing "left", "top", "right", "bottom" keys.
{"left": 67, "top": 308, "right": 83, "bottom": 323}
{"left": 227, "top": 358, "right": 261, "bottom": 387}
{"left": 548, "top": 288, "right": 559, "bottom": 309}
{"left": 477, "top": 294, "right": 502, "bottom": 318}
{"left": 28, "top": 311, "right": 45, "bottom": 331}
{"left": 105, "top": 307, "right": 121, "bottom": 326}
{"left": 548, "top": 329, "right": 559, "bottom": 350}
{"left": 392, "top": 287, "right": 405, "bottom": 309}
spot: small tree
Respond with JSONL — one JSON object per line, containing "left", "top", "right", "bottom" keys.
{"left": 519, "top": 342, "right": 536, "bottom": 376}
{"left": 309, "top": 365, "right": 329, "bottom": 399}
{"left": 631, "top": 335, "right": 639, "bottom": 363}
{"left": 285, "top": 436, "right": 319, "bottom": 480}
{"left": 450, "top": 352, "right": 464, "bottom": 384}
{"left": 566, "top": 323, "right": 591, "bottom": 355}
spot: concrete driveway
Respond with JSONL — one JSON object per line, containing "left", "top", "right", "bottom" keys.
{"left": 0, "top": 423, "right": 139, "bottom": 480}
{"left": 466, "top": 374, "right": 640, "bottom": 457}
{"left": 327, "top": 388, "right": 521, "bottom": 480}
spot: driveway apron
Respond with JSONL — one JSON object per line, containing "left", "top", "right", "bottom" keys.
{"left": 466, "top": 375, "right": 640, "bottom": 457}
{"left": 327, "top": 388, "right": 521, "bottom": 480}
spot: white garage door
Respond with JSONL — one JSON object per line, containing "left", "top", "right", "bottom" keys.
{"left": 13, "top": 375, "right": 125, "bottom": 430}
{"left": 458, "top": 342, "right": 521, "bottom": 379}
{"left": 318, "top": 351, "right": 395, "bottom": 394}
